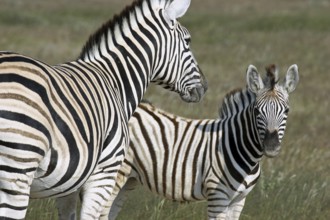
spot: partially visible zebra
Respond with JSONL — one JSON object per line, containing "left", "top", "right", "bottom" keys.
{"left": 0, "top": 0, "right": 207, "bottom": 219}
{"left": 105, "top": 64, "right": 299, "bottom": 220}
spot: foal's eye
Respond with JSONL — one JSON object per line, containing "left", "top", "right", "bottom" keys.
{"left": 254, "top": 108, "right": 260, "bottom": 115}
{"left": 284, "top": 108, "right": 290, "bottom": 115}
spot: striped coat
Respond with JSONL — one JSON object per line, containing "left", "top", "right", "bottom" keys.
{"left": 0, "top": 0, "right": 207, "bottom": 219}
{"left": 107, "top": 64, "right": 299, "bottom": 220}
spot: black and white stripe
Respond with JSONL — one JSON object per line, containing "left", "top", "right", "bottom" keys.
{"left": 0, "top": 0, "right": 207, "bottom": 219}
{"left": 106, "top": 64, "right": 299, "bottom": 220}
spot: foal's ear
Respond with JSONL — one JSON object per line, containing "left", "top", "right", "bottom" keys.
{"left": 164, "top": 0, "right": 191, "bottom": 21}
{"left": 284, "top": 64, "right": 299, "bottom": 93}
{"left": 246, "top": 65, "right": 264, "bottom": 93}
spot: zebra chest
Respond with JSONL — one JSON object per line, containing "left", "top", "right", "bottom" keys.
{"left": 228, "top": 169, "right": 261, "bottom": 204}
{"left": 230, "top": 183, "right": 256, "bottom": 204}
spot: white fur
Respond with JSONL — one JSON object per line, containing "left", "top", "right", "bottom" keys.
{"left": 246, "top": 65, "right": 264, "bottom": 93}
{"left": 164, "top": 0, "right": 191, "bottom": 21}
{"left": 284, "top": 64, "right": 299, "bottom": 93}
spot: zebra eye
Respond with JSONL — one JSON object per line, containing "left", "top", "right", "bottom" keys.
{"left": 284, "top": 108, "right": 290, "bottom": 115}
{"left": 184, "top": 37, "right": 191, "bottom": 45}
{"left": 254, "top": 107, "right": 260, "bottom": 116}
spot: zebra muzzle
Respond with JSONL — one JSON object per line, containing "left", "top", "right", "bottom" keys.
{"left": 180, "top": 85, "right": 207, "bottom": 103}
{"left": 263, "top": 129, "right": 281, "bottom": 158}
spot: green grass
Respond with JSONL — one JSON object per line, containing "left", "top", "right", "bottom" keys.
{"left": 1, "top": 0, "right": 329, "bottom": 219}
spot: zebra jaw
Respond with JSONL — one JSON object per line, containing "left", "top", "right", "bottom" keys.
{"left": 180, "top": 85, "right": 207, "bottom": 102}
{"left": 262, "top": 129, "right": 281, "bottom": 158}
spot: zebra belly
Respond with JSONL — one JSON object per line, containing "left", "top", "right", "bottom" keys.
{"left": 136, "top": 171, "right": 205, "bottom": 202}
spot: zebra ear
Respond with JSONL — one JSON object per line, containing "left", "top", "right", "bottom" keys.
{"left": 246, "top": 65, "right": 264, "bottom": 93}
{"left": 284, "top": 64, "right": 299, "bottom": 93}
{"left": 164, "top": 0, "right": 191, "bottom": 21}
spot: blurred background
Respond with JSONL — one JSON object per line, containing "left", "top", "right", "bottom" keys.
{"left": 0, "top": 0, "right": 329, "bottom": 219}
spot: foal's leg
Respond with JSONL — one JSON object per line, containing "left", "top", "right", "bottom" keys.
{"left": 226, "top": 198, "right": 246, "bottom": 220}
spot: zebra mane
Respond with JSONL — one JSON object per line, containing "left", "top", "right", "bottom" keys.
{"left": 79, "top": 0, "right": 143, "bottom": 59}
{"left": 264, "top": 64, "right": 279, "bottom": 91}
{"left": 79, "top": 0, "right": 171, "bottom": 59}
{"left": 218, "top": 87, "right": 255, "bottom": 118}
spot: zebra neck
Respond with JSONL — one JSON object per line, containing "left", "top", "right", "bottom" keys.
{"left": 78, "top": 1, "right": 168, "bottom": 118}
{"left": 220, "top": 88, "right": 263, "bottom": 158}
{"left": 241, "top": 106, "right": 263, "bottom": 162}
{"left": 222, "top": 111, "right": 261, "bottom": 169}
{"left": 218, "top": 89, "right": 263, "bottom": 170}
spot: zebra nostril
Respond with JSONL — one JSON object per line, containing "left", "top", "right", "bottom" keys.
{"left": 265, "top": 129, "right": 278, "bottom": 137}
{"left": 264, "top": 129, "right": 279, "bottom": 142}
{"left": 263, "top": 129, "right": 280, "bottom": 147}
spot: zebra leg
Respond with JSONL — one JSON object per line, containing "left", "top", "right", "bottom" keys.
{"left": 79, "top": 138, "right": 127, "bottom": 219}
{"left": 226, "top": 198, "right": 246, "bottom": 220}
{"left": 206, "top": 189, "right": 231, "bottom": 220}
{"left": 0, "top": 135, "right": 45, "bottom": 219}
{"left": 0, "top": 159, "right": 37, "bottom": 219}
{"left": 79, "top": 172, "right": 115, "bottom": 219}
{"left": 79, "top": 165, "right": 120, "bottom": 220}
{"left": 100, "top": 170, "right": 127, "bottom": 220}
{"left": 79, "top": 151, "right": 126, "bottom": 220}
{"left": 107, "top": 178, "right": 138, "bottom": 220}
{"left": 56, "top": 190, "right": 79, "bottom": 220}
{"left": 206, "top": 198, "right": 245, "bottom": 220}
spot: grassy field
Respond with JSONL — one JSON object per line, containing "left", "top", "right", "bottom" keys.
{"left": 0, "top": 0, "right": 329, "bottom": 219}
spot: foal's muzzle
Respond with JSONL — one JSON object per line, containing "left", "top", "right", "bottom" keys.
{"left": 263, "top": 129, "right": 281, "bottom": 158}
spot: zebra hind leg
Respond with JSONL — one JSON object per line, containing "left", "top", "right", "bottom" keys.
{"left": 0, "top": 157, "right": 38, "bottom": 219}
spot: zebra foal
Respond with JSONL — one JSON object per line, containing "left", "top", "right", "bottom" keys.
{"left": 0, "top": 0, "right": 207, "bottom": 219}
{"left": 106, "top": 64, "right": 299, "bottom": 220}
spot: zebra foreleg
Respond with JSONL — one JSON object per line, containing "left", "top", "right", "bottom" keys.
{"left": 79, "top": 174, "right": 116, "bottom": 219}
{"left": 79, "top": 156, "right": 127, "bottom": 220}
{"left": 102, "top": 171, "right": 127, "bottom": 220}
{"left": 107, "top": 177, "right": 138, "bottom": 220}
{"left": 226, "top": 198, "right": 245, "bottom": 220}
{"left": 56, "top": 190, "right": 79, "bottom": 220}
{"left": 206, "top": 198, "right": 246, "bottom": 220}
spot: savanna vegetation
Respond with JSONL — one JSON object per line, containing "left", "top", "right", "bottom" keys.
{"left": 0, "top": 0, "right": 329, "bottom": 219}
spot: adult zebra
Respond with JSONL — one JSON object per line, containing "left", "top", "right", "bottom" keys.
{"left": 0, "top": 0, "right": 207, "bottom": 219}
{"left": 103, "top": 64, "right": 299, "bottom": 220}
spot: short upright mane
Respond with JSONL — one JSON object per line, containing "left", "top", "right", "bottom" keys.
{"left": 79, "top": 0, "right": 172, "bottom": 60}
{"left": 265, "top": 64, "right": 278, "bottom": 90}
{"left": 218, "top": 88, "right": 255, "bottom": 118}
{"left": 79, "top": 0, "right": 144, "bottom": 59}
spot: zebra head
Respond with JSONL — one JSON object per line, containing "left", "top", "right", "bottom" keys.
{"left": 246, "top": 64, "right": 299, "bottom": 158}
{"left": 152, "top": 0, "right": 207, "bottom": 102}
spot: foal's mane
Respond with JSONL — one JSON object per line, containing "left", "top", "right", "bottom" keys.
{"left": 265, "top": 64, "right": 277, "bottom": 91}
{"left": 218, "top": 64, "right": 279, "bottom": 118}
{"left": 218, "top": 87, "right": 253, "bottom": 118}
